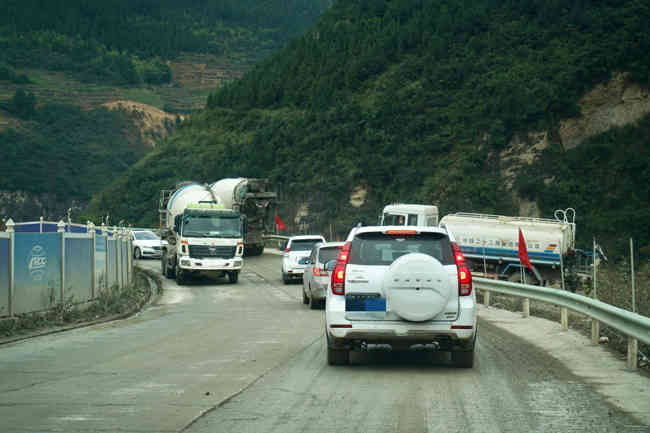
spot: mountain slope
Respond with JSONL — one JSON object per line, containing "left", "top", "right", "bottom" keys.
{"left": 88, "top": 0, "right": 650, "bottom": 254}
{"left": 0, "top": 0, "right": 332, "bottom": 221}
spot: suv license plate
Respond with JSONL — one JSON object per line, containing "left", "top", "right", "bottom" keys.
{"left": 346, "top": 296, "right": 386, "bottom": 312}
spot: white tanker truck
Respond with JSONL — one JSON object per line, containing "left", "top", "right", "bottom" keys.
{"left": 159, "top": 182, "right": 245, "bottom": 284}
{"left": 439, "top": 209, "right": 578, "bottom": 286}
{"left": 210, "top": 178, "right": 277, "bottom": 256}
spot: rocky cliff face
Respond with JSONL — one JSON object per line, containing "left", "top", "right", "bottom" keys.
{"left": 560, "top": 72, "right": 650, "bottom": 149}
{"left": 501, "top": 72, "right": 650, "bottom": 217}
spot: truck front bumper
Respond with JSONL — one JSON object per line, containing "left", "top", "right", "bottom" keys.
{"left": 178, "top": 256, "right": 243, "bottom": 271}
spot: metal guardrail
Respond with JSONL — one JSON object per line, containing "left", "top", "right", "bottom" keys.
{"left": 263, "top": 235, "right": 290, "bottom": 241}
{"left": 474, "top": 277, "right": 650, "bottom": 369}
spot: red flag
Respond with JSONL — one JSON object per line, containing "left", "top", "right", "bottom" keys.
{"left": 518, "top": 228, "right": 533, "bottom": 272}
{"left": 275, "top": 213, "right": 286, "bottom": 231}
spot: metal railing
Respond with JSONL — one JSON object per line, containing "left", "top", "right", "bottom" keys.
{"left": 474, "top": 277, "right": 650, "bottom": 369}
{"left": 263, "top": 235, "right": 290, "bottom": 241}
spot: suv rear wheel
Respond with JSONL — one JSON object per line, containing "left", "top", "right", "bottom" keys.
{"left": 327, "top": 347, "right": 350, "bottom": 366}
{"left": 451, "top": 347, "right": 475, "bottom": 368}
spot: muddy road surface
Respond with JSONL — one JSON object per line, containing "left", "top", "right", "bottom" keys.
{"left": 0, "top": 253, "right": 647, "bottom": 433}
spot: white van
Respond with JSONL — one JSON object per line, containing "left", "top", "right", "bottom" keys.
{"left": 380, "top": 203, "right": 439, "bottom": 227}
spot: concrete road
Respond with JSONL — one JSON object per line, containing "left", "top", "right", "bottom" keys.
{"left": 0, "top": 253, "right": 647, "bottom": 432}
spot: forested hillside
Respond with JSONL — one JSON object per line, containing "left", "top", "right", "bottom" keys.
{"left": 0, "top": 101, "right": 152, "bottom": 221}
{"left": 1, "top": 0, "right": 331, "bottom": 85}
{"left": 88, "top": 0, "right": 650, "bottom": 255}
{"left": 0, "top": 0, "right": 332, "bottom": 221}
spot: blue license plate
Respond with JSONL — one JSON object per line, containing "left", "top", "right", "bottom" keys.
{"left": 345, "top": 296, "right": 386, "bottom": 312}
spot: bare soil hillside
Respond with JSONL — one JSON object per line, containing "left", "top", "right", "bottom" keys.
{"left": 103, "top": 100, "right": 183, "bottom": 148}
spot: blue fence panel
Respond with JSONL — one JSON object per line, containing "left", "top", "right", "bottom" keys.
{"left": 14, "top": 223, "right": 41, "bottom": 233}
{"left": 69, "top": 225, "right": 88, "bottom": 234}
{"left": 95, "top": 235, "right": 107, "bottom": 293}
{"left": 14, "top": 233, "right": 62, "bottom": 314}
{"left": 64, "top": 237, "right": 93, "bottom": 303}
{"left": 43, "top": 223, "right": 59, "bottom": 233}
{"left": 107, "top": 239, "right": 117, "bottom": 288}
{"left": 0, "top": 237, "right": 9, "bottom": 317}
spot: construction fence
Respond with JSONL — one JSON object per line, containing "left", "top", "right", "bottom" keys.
{"left": 0, "top": 219, "right": 133, "bottom": 318}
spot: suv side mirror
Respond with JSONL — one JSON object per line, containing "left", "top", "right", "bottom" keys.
{"left": 324, "top": 260, "right": 337, "bottom": 271}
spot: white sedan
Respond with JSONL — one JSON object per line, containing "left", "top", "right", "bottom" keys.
{"left": 131, "top": 230, "right": 167, "bottom": 259}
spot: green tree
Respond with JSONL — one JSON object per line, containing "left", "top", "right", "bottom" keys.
{"left": 9, "top": 88, "right": 37, "bottom": 118}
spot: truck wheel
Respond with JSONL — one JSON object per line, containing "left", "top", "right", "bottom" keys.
{"left": 228, "top": 271, "right": 239, "bottom": 284}
{"left": 162, "top": 252, "right": 175, "bottom": 279}
{"left": 175, "top": 269, "right": 185, "bottom": 285}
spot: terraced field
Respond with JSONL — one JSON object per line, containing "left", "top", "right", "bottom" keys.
{"left": 0, "top": 52, "right": 257, "bottom": 116}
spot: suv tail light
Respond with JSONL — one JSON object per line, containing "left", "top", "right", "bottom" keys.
{"left": 285, "top": 247, "right": 290, "bottom": 253}
{"left": 331, "top": 242, "right": 351, "bottom": 295}
{"left": 313, "top": 267, "right": 328, "bottom": 277}
{"left": 452, "top": 242, "right": 472, "bottom": 296}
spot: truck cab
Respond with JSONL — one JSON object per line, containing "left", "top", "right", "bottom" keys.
{"left": 160, "top": 184, "right": 245, "bottom": 285}
{"left": 380, "top": 204, "right": 439, "bottom": 227}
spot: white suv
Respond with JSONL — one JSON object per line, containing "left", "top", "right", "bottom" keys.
{"left": 282, "top": 235, "right": 326, "bottom": 284}
{"left": 325, "top": 226, "right": 477, "bottom": 367}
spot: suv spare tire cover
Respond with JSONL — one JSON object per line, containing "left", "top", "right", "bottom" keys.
{"left": 382, "top": 253, "right": 452, "bottom": 322}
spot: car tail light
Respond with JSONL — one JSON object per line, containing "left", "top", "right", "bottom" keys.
{"left": 331, "top": 242, "right": 351, "bottom": 295}
{"left": 385, "top": 229, "right": 418, "bottom": 235}
{"left": 313, "top": 267, "right": 328, "bottom": 277}
{"left": 452, "top": 242, "right": 472, "bottom": 296}
{"left": 285, "top": 247, "right": 290, "bottom": 253}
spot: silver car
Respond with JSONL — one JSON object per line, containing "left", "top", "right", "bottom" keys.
{"left": 301, "top": 242, "right": 344, "bottom": 309}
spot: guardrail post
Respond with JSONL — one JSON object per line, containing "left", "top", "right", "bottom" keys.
{"left": 483, "top": 289, "right": 490, "bottom": 307}
{"left": 58, "top": 220, "right": 66, "bottom": 302}
{"left": 522, "top": 298, "right": 530, "bottom": 317}
{"left": 627, "top": 338, "right": 638, "bottom": 369}
{"left": 6, "top": 218, "right": 15, "bottom": 317}
{"left": 561, "top": 307, "right": 568, "bottom": 330}
{"left": 591, "top": 320, "right": 600, "bottom": 344}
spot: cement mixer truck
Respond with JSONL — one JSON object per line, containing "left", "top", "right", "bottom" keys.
{"left": 439, "top": 209, "right": 578, "bottom": 286}
{"left": 159, "top": 182, "right": 245, "bottom": 284}
{"left": 210, "top": 178, "right": 277, "bottom": 256}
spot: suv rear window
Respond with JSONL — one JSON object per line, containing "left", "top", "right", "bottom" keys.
{"left": 318, "top": 246, "right": 341, "bottom": 263}
{"left": 349, "top": 232, "right": 453, "bottom": 266}
{"left": 290, "top": 239, "right": 322, "bottom": 251}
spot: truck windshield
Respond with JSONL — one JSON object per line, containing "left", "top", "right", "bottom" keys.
{"left": 182, "top": 213, "right": 241, "bottom": 238}
{"left": 382, "top": 213, "right": 407, "bottom": 225}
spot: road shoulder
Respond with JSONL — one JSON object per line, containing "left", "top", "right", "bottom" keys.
{"left": 479, "top": 305, "right": 650, "bottom": 427}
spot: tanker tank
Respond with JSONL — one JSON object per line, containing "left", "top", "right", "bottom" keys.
{"left": 210, "top": 178, "right": 277, "bottom": 256}
{"left": 440, "top": 209, "right": 576, "bottom": 285}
